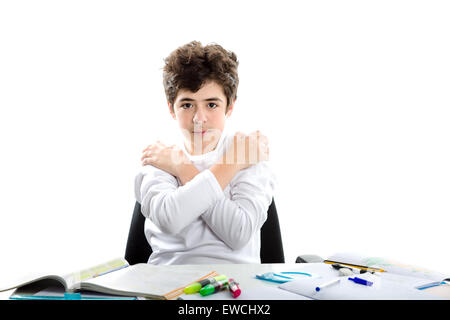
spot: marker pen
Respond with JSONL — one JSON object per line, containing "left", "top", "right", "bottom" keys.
{"left": 199, "top": 279, "right": 229, "bottom": 296}
{"left": 183, "top": 275, "right": 227, "bottom": 294}
{"left": 348, "top": 277, "right": 373, "bottom": 286}
{"left": 315, "top": 278, "right": 341, "bottom": 292}
{"left": 228, "top": 278, "right": 241, "bottom": 298}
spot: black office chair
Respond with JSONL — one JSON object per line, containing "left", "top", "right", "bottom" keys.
{"left": 125, "top": 198, "right": 285, "bottom": 265}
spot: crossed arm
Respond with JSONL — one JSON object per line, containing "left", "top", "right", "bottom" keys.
{"left": 135, "top": 131, "right": 274, "bottom": 249}
{"left": 140, "top": 131, "right": 269, "bottom": 188}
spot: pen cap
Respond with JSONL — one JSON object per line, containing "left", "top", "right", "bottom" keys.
{"left": 228, "top": 278, "right": 241, "bottom": 298}
{"left": 199, "top": 284, "right": 215, "bottom": 296}
{"left": 183, "top": 282, "right": 202, "bottom": 294}
{"left": 199, "top": 279, "right": 228, "bottom": 296}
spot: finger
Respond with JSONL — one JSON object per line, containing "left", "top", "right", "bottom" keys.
{"left": 141, "top": 152, "right": 153, "bottom": 162}
{"left": 142, "top": 144, "right": 154, "bottom": 152}
{"left": 142, "top": 156, "right": 155, "bottom": 165}
{"left": 260, "top": 135, "right": 269, "bottom": 146}
{"left": 156, "top": 140, "right": 166, "bottom": 146}
{"left": 259, "top": 144, "right": 269, "bottom": 158}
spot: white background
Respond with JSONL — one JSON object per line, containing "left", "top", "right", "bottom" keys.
{"left": 1, "top": 0, "right": 449, "bottom": 279}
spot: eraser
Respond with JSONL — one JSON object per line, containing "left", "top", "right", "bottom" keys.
{"left": 339, "top": 268, "right": 354, "bottom": 277}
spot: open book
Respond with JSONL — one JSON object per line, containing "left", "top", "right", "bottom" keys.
{"left": 0, "top": 258, "right": 218, "bottom": 300}
{"left": 279, "top": 253, "right": 450, "bottom": 300}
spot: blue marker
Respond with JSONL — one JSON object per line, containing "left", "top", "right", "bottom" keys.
{"left": 348, "top": 277, "right": 373, "bottom": 286}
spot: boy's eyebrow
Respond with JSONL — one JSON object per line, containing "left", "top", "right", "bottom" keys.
{"left": 178, "top": 97, "right": 223, "bottom": 102}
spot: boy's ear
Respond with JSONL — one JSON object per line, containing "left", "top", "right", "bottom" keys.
{"left": 226, "top": 98, "right": 236, "bottom": 118}
{"left": 168, "top": 101, "right": 176, "bottom": 119}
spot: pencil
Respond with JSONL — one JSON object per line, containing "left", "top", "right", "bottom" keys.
{"left": 324, "top": 260, "right": 386, "bottom": 273}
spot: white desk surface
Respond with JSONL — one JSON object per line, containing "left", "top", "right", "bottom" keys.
{"left": 174, "top": 262, "right": 450, "bottom": 300}
{"left": 177, "top": 262, "right": 314, "bottom": 300}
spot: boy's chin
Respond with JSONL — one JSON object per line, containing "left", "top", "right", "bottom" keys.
{"left": 184, "top": 134, "right": 222, "bottom": 155}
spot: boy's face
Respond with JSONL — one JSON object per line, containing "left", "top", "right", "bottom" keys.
{"left": 169, "top": 80, "right": 234, "bottom": 155}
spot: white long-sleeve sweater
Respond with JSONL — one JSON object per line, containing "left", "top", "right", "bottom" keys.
{"left": 134, "top": 128, "right": 276, "bottom": 265}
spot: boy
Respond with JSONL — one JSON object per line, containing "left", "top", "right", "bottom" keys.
{"left": 134, "top": 41, "right": 276, "bottom": 264}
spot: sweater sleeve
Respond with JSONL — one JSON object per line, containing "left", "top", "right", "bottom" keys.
{"left": 134, "top": 165, "right": 225, "bottom": 235}
{"left": 201, "top": 162, "right": 276, "bottom": 250}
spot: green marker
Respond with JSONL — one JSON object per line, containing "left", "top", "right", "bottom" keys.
{"left": 183, "top": 275, "right": 227, "bottom": 294}
{"left": 199, "top": 279, "right": 229, "bottom": 296}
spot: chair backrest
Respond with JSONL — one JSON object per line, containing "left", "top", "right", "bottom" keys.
{"left": 124, "top": 201, "right": 153, "bottom": 266}
{"left": 125, "top": 198, "right": 284, "bottom": 265}
{"left": 260, "top": 199, "right": 285, "bottom": 263}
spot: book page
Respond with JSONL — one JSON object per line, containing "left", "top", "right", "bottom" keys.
{"left": 80, "top": 263, "right": 218, "bottom": 299}
{"left": 65, "top": 257, "right": 129, "bottom": 290}
{"left": 0, "top": 272, "right": 67, "bottom": 292}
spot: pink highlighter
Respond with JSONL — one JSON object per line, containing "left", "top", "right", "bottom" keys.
{"left": 228, "top": 278, "right": 241, "bottom": 298}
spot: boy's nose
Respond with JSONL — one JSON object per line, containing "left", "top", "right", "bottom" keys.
{"left": 193, "top": 108, "right": 207, "bottom": 124}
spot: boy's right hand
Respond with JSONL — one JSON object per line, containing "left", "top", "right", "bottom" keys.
{"left": 221, "top": 131, "right": 270, "bottom": 170}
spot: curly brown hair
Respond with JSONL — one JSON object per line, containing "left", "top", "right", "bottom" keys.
{"left": 162, "top": 41, "right": 239, "bottom": 112}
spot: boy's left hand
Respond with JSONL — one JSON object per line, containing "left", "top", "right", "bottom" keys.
{"left": 141, "top": 141, "right": 190, "bottom": 177}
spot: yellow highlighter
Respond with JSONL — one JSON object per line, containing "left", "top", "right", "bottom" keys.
{"left": 184, "top": 274, "right": 227, "bottom": 294}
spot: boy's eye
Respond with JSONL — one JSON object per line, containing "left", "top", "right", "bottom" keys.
{"left": 181, "top": 103, "right": 193, "bottom": 109}
{"left": 208, "top": 103, "right": 218, "bottom": 108}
